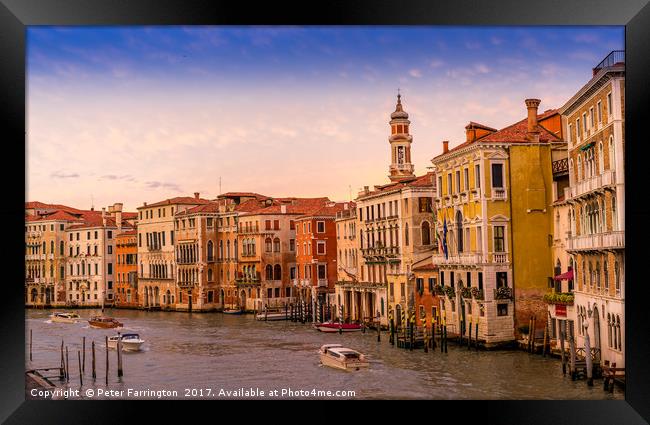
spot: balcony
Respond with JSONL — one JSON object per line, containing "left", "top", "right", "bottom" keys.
{"left": 361, "top": 246, "right": 400, "bottom": 258}
{"left": 236, "top": 272, "right": 261, "bottom": 284}
{"left": 567, "top": 231, "right": 624, "bottom": 252}
{"left": 147, "top": 245, "right": 162, "bottom": 252}
{"left": 177, "top": 280, "right": 197, "bottom": 288}
{"left": 570, "top": 170, "right": 616, "bottom": 200}
{"left": 492, "top": 188, "right": 506, "bottom": 200}
{"left": 317, "top": 279, "right": 328, "bottom": 287}
{"left": 592, "top": 50, "right": 624, "bottom": 74}
{"left": 494, "top": 287, "right": 513, "bottom": 300}
{"left": 492, "top": 252, "right": 509, "bottom": 264}
{"left": 239, "top": 225, "right": 260, "bottom": 234}
{"left": 432, "top": 252, "right": 483, "bottom": 266}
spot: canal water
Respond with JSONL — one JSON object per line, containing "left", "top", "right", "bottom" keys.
{"left": 26, "top": 309, "right": 623, "bottom": 400}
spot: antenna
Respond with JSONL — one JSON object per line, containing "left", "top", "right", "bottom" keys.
{"left": 219, "top": 176, "right": 222, "bottom": 196}
{"left": 349, "top": 185, "right": 352, "bottom": 201}
{"left": 91, "top": 195, "right": 94, "bottom": 210}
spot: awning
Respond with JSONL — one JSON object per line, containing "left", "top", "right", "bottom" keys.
{"left": 554, "top": 270, "right": 574, "bottom": 281}
{"left": 580, "top": 142, "right": 594, "bottom": 151}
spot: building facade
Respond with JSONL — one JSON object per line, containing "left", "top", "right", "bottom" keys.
{"left": 295, "top": 202, "right": 346, "bottom": 321}
{"left": 114, "top": 229, "right": 139, "bottom": 308}
{"left": 431, "top": 98, "right": 565, "bottom": 346}
{"left": 560, "top": 50, "right": 625, "bottom": 367}
{"left": 136, "top": 194, "right": 209, "bottom": 310}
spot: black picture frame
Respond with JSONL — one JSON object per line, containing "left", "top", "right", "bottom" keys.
{"left": 2, "top": 0, "right": 649, "bottom": 423}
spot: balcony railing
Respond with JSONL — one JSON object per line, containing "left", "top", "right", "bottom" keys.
{"left": 492, "top": 188, "right": 506, "bottom": 199}
{"left": 593, "top": 50, "right": 625, "bottom": 74}
{"left": 570, "top": 170, "right": 616, "bottom": 200}
{"left": 567, "top": 231, "right": 624, "bottom": 251}
{"left": 317, "top": 279, "right": 328, "bottom": 287}
{"left": 361, "top": 246, "right": 400, "bottom": 257}
{"left": 492, "top": 252, "right": 509, "bottom": 264}
{"left": 177, "top": 280, "right": 197, "bottom": 287}
{"left": 494, "top": 287, "right": 513, "bottom": 300}
{"left": 432, "top": 252, "right": 483, "bottom": 266}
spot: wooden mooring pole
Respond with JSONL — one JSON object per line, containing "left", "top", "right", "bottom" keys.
{"left": 559, "top": 320, "right": 566, "bottom": 375}
{"left": 542, "top": 319, "right": 549, "bottom": 357}
{"left": 117, "top": 335, "right": 123, "bottom": 378}
{"left": 105, "top": 336, "right": 109, "bottom": 385}
{"left": 77, "top": 351, "right": 83, "bottom": 387}
{"left": 92, "top": 341, "right": 96, "bottom": 380}
{"left": 468, "top": 319, "right": 472, "bottom": 350}
{"left": 82, "top": 337, "right": 86, "bottom": 373}
{"left": 29, "top": 329, "right": 33, "bottom": 362}
{"left": 65, "top": 346, "right": 70, "bottom": 382}
{"left": 59, "top": 340, "right": 65, "bottom": 380}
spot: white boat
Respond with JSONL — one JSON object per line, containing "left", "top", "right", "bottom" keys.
{"left": 223, "top": 307, "right": 243, "bottom": 315}
{"left": 50, "top": 312, "right": 81, "bottom": 324}
{"left": 107, "top": 333, "right": 145, "bottom": 352}
{"left": 256, "top": 309, "right": 289, "bottom": 321}
{"left": 319, "top": 344, "right": 369, "bottom": 371}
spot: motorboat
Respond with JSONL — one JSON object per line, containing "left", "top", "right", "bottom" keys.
{"left": 223, "top": 307, "right": 243, "bottom": 315}
{"left": 256, "top": 308, "right": 289, "bottom": 321}
{"left": 50, "top": 312, "right": 81, "bottom": 324}
{"left": 88, "top": 316, "right": 123, "bottom": 328}
{"left": 107, "top": 333, "right": 145, "bottom": 352}
{"left": 319, "top": 344, "right": 369, "bottom": 371}
{"left": 314, "top": 322, "right": 363, "bottom": 333}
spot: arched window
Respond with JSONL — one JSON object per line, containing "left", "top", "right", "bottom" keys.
{"left": 456, "top": 210, "right": 463, "bottom": 253}
{"left": 577, "top": 154, "right": 582, "bottom": 181}
{"left": 207, "top": 241, "right": 214, "bottom": 261}
{"left": 265, "top": 265, "right": 273, "bottom": 280}
{"left": 273, "top": 238, "right": 280, "bottom": 252}
{"left": 569, "top": 159, "right": 574, "bottom": 185}
{"left": 50, "top": 240, "right": 54, "bottom": 254}
{"left": 582, "top": 260, "right": 586, "bottom": 289}
{"left": 208, "top": 268, "right": 213, "bottom": 281}
{"left": 404, "top": 223, "right": 409, "bottom": 246}
{"left": 265, "top": 238, "right": 272, "bottom": 252}
{"left": 42, "top": 241, "right": 46, "bottom": 253}
{"left": 604, "top": 260, "right": 609, "bottom": 290}
{"left": 595, "top": 261, "right": 601, "bottom": 291}
{"left": 226, "top": 240, "right": 230, "bottom": 259}
{"left": 218, "top": 240, "right": 223, "bottom": 259}
{"left": 60, "top": 240, "right": 64, "bottom": 255}
{"left": 609, "top": 135, "right": 615, "bottom": 170}
{"left": 273, "top": 264, "right": 281, "bottom": 280}
{"left": 612, "top": 197, "right": 617, "bottom": 231}
{"left": 607, "top": 313, "right": 612, "bottom": 347}
{"left": 616, "top": 316, "right": 621, "bottom": 350}
{"left": 614, "top": 261, "right": 620, "bottom": 295}
{"left": 598, "top": 141, "right": 604, "bottom": 174}
{"left": 421, "top": 221, "right": 431, "bottom": 246}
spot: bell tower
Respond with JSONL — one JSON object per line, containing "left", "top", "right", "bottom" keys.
{"left": 388, "top": 91, "right": 415, "bottom": 181}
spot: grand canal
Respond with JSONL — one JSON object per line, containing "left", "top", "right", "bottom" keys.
{"left": 26, "top": 309, "right": 623, "bottom": 400}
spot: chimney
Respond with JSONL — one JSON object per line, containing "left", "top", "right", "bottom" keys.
{"left": 194, "top": 192, "right": 200, "bottom": 200}
{"left": 442, "top": 141, "right": 449, "bottom": 154}
{"left": 101, "top": 207, "right": 106, "bottom": 227}
{"left": 525, "top": 98, "right": 541, "bottom": 141}
{"left": 280, "top": 205, "right": 287, "bottom": 214}
{"left": 114, "top": 203, "right": 123, "bottom": 231}
{"left": 465, "top": 125, "right": 477, "bottom": 143}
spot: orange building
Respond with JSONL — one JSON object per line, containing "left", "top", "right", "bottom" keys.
{"left": 114, "top": 229, "right": 139, "bottom": 308}
{"left": 295, "top": 202, "right": 348, "bottom": 320}
{"left": 411, "top": 260, "right": 441, "bottom": 328}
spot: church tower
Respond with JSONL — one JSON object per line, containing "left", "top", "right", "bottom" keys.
{"left": 388, "top": 92, "right": 415, "bottom": 181}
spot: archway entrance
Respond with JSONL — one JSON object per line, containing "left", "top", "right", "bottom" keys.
{"left": 592, "top": 305, "right": 601, "bottom": 362}
{"left": 30, "top": 288, "right": 38, "bottom": 303}
{"left": 240, "top": 290, "right": 247, "bottom": 311}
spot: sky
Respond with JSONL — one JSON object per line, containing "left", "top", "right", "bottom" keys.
{"left": 26, "top": 26, "right": 624, "bottom": 211}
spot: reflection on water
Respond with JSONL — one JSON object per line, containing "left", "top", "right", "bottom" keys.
{"left": 26, "top": 309, "right": 623, "bottom": 400}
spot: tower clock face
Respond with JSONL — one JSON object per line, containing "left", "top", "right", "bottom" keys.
{"left": 397, "top": 146, "right": 405, "bottom": 164}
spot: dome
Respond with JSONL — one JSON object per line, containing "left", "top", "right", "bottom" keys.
{"left": 391, "top": 94, "right": 409, "bottom": 119}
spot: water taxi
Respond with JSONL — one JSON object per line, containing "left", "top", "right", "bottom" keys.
{"left": 319, "top": 344, "right": 369, "bottom": 371}
{"left": 50, "top": 312, "right": 81, "bottom": 324}
{"left": 107, "top": 333, "right": 145, "bottom": 352}
{"left": 256, "top": 308, "right": 289, "bottom": 321}
{"left": 314, "top": 322, "right": 363, "bottom": 333}
{"left": 88, "top": 316, "right": 123, "bottom": 329}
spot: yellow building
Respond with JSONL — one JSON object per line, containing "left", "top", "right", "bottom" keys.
{"left": 431, "top": 98, "right": 565, "bottom": 346}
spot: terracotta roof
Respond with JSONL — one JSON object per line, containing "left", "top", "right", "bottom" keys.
{"left": 240, "top": 198, "right": 330, "bottom": 216}
{"left": 66, "top": 214, "right": 133, "bottom": 231}
{"left": 234, "top": 198, "right": 272, "bottom": 213}
{"left": 139, "top": 196, "right": 210, "bottom": 209}
{"left": 435, "top": 110, "right": 562, "bottom": 159}
{"left": 25, "top": 201, "right": 85, "bottom": 213}
{"left": 464, "top": 121, "right": 497, "bottom": 131}
{"left": 412, "top": 263, "right": 438, "bottom": 272}
{"left": 25, "top": 210, "right": 82, "bottom": 223}
{"left": 117, "top": 229, "right": 137, "bottom": 236}
{"left": 219, "top": 192, "right": 271, "bottom": 200}
{"left": 357, "top": 173, "right": 434, "bottom": 199}
{"left": 295, "top": 202, "right": 348, "bottom": 220}
{"left": 176, "top": 202, "right": 221, "bottom": 216}
{"left": 122, "top": 212, "right": 138, "bottom": 219}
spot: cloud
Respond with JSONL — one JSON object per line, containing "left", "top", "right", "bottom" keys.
{"left": 101, "top": 174, "right": 136, "bottom": 182}
{"left": 408, "top": 68, "right": 422, "bottom": 78}
{"left": 145, "top": 181, "right": 183, "bottom": 192}
{"left": 490, "top": 36, "right": 504, "bottom": 46}
{"left": 573, "top": 33, "right": 599, "bottom": 44}
{"left": 465, "top": 41, "right": 481, "bottom": 50}
{"left": 474, "top": 63, "right": 490, "bottom": 74}
{"left": 429, "top": 59, "right": 445, "bottom": 69}
{"left": 51, "top": 171, "right": 79, "bottom": 179}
